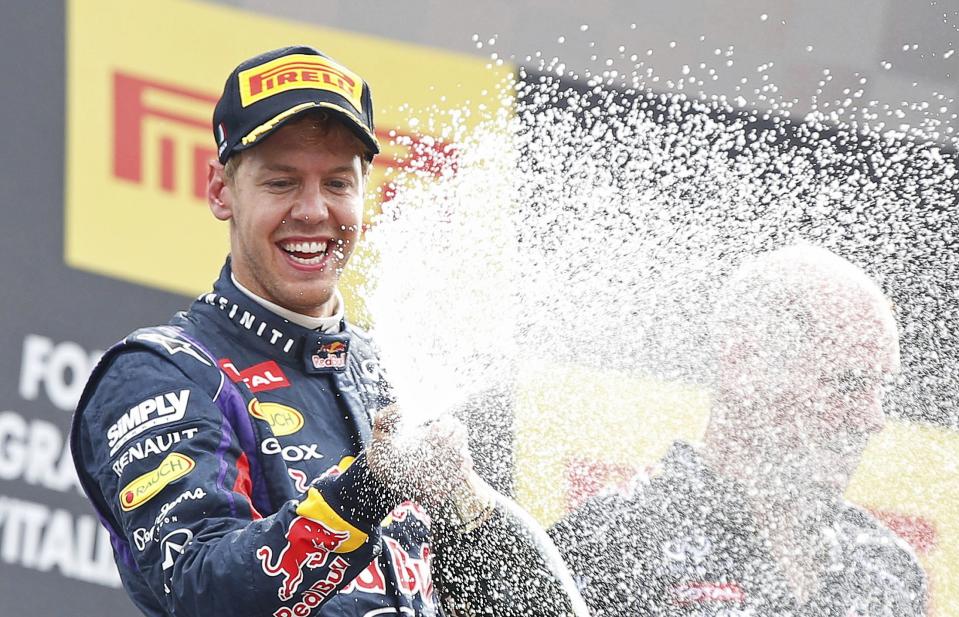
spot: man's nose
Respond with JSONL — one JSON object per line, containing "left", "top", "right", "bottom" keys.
{"left": 289, "top": 184, "right": 330, "bottom": 223}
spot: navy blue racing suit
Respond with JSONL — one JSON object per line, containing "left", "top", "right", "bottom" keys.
{"left": 550, "top": 441, "right": 928, "bottom": 617}
{"left": 72, "top": 262, "right": 442, "bottom": 617}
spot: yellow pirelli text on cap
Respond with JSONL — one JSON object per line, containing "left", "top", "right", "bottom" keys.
{"left": 119, "top": 452, "right": 196, "bottom": 512}
{"left": 238, "top": 53, "right": 364, "bottom": 111}
{"left": 248, "top": 398, "right": 304, "bottom": 436}
{"left": 296, "top": 487, "right": 368, "bottom": 552}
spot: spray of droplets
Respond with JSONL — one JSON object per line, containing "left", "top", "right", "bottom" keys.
{"left": 348, "top": 20, "right": 959, "bottom": 616}
{"left": 358, "top": 34, "right": 957, "bottom": 432}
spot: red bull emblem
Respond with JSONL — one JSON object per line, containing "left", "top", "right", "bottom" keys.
{"left": 272, "top": 557, "right": 349, "bottom": 617}
{"left": 384, "top": 537, "right": 435, "bottom": 600}
{"left": 256, "top": 516, "right": 350, "bottom": 601}
{"left": 341, "top": 559, "right": 387, "bottom": 596}
{"left": 311, "top": 339, "right": 348, "bottom": 371}
{"left": 321, "top": 341, "right": 346, "bottom": 354}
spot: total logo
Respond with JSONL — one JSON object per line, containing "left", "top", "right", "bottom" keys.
{"left": 261, "top": 437, "right": 323, "bottom": 462}
{"left": 119, "top": 452, "right": 195, "bottom": 511}
{"left": 219, "top": 358, "right": 290, "bottom": 393}
{"left": 248, "top": 399, "right": 304, "bottom": 436}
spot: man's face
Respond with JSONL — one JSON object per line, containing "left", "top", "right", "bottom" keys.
{"left": 757, "top": 296, "right": 900, "bottom": 500}
{"left": 210, "top": 117, "right": 366, "bottom": 316}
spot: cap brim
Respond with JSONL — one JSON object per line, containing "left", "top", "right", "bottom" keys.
{"left": 237, "top": 101, "right": 380, "bottom": 160}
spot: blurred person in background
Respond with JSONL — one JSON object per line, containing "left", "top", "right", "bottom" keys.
{"left": 72, "top": 45, "right": 585, "bottom": 617}
{"left": 551, "top": 245, "right": 927, "bottom": 616}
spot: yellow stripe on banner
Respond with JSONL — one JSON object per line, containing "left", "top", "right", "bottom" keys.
{"left": 296, "top": 487, "right": 368, "bottom": 552}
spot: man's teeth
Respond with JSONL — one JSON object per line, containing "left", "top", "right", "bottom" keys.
{"left": 282, "top": 240, "right": 328, "bottom": 254}
{"left": 289, "top": 253, "right": 324, "bottom": 265}
{"left": 280, "top": 240, "right": 329, "bottom": 265}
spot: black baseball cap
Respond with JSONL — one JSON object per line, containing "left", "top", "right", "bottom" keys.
{"left": 212, "top": 45, "right": 380, "bottom": 163}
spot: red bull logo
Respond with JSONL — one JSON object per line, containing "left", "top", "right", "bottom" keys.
{"left": 256, "top": 516, "right": 350, "bottom": 601}
{"left": 341, "top": 559, "right": 387, "bottom": 596}
{"left": 272, "top": 556, "right": 349, "bottom": 617}
{"left": 320, "top": 341, "right": 346, "bottom": 354}
{"left": 383, "top": 500, "right": 432, "bottom": 528}
{"left": 384, "top": 537, "right": 435, "bottom": 599}
{"left": 340, "top": 538, "right": 435, "bottom": 604}
{"left": 311, "top": 340, "right": 348, "bottom": 370}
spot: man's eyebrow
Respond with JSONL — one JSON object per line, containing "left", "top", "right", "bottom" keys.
{"left": 261, "top": 163, "right": 299, "bottom": 173}
{"left": 327, "top": 165, "right": 360, "bottom": 175}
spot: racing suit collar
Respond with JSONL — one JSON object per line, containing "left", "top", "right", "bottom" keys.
{"left": 230, "top": 272, "right": 344, "bottom": 334}
{"left": 659, "top": 441, "right": 715, "bottom": 482}
{"left": 191, "top": 260, "right": 352, "bottom": 375}
{"left": 658, "top": 441, "right": 759, "bottom": 515}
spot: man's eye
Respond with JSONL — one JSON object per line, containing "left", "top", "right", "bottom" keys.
{"left": 327, "top": 179, "right": 352, "bottom": 190}
{"left": 265, "top": 179, "right": 295, "bottom": 189}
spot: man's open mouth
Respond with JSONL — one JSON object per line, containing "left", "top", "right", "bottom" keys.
{"left": 279, "top": 240, "right": 329, "bottom": 266}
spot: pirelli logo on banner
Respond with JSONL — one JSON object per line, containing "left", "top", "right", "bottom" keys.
{"left": 238, "top": 54, "right": 364, "bottom": 110}
{"left": 113, "top": 72, "right": 218, "bottom": 201}
{"left": 65, "top": 0, "right": 513, "bottom": 299}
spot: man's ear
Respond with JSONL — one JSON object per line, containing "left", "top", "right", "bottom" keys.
{"left": 208, "top": 159, "right": 233, "bottom": 221}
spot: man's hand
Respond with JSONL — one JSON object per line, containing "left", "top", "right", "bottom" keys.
{"left": 367, "top": 406, "right": 494, "bottom": 528}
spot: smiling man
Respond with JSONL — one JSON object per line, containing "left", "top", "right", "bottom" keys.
{"left": 71, "top": 46, "right": 585, "bottom": 617}
{"left": 211, "top": 114, "right": 367, "bottom": 319}
{"left": 551, "top": 245, "right": 927, "bottom": 616}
